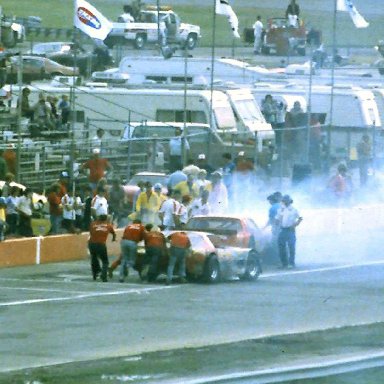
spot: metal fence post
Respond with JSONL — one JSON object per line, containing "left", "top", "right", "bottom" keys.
{"left": 42, "top": 145, "right": 46, "bottom": 190}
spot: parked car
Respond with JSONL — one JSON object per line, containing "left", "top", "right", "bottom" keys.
{"left": 135, "top": 230, "right": 262, "bottom": 283}
{"left": 185, "top": 215, "right": 267, "bottom": 253}
{"left": 7, "top": 55, "right": 79, "bottom": 84}
{"left": 28, "top": 42, "right": 114, "bottom": 76}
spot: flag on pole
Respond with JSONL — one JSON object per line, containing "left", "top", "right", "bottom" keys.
{"left": 215, "top": 0, "right": 240, "bottom": 38}
{"left": 74, "top": 0, "right": 112, "bottom": 40}
{"left": 337, "top": 0, "right": 369, "bottom": 28}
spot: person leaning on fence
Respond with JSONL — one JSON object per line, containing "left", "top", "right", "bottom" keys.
{"left": 16, "top": 188, "right": 34, "bottom": 237}
{"left": 5, "top": 186, "right": 20, "bottom": 236}
{"left": 88, "top": 214, "right": 116, "bottom": 282}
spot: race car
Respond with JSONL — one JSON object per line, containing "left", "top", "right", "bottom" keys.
{"left": 135, "top": 231, "right": 262, "bottom": 284}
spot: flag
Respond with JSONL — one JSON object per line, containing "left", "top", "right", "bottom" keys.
{"left": 337, "top": 0, "right": 369, "bottom": 29}
{"left": 215, "top": 0, "right": 240, "bottom": 39}
{"left": 74, "top": 0, "right": 112, "bottom": 40}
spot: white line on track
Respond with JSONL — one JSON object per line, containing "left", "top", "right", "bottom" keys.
{"left": 0, "top": 286, "right": 92, "bottom": 294}
{"left": 0, "top": 286, "right": 174, "bottom": 307}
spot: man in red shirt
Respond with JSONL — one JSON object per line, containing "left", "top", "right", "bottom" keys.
{"left": 120, "top": 219, "right": 145, "bottom": 282}
{"left": 166, "top": 231, "right": 191, "bottom": 285}
{"left": 89, "top": 214, "right": 116, "bottom": 282}
{"left": 47, "top": 183, "right": 63, "bottom": 234}
{"left": 81, "top": 148, "right": 113, "bottom": 190}
{"left": 144, "top": 223, "right": 166, "bottom": 282}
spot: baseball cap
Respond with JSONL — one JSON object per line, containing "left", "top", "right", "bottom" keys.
{"left": 93, "top": 148, "right": 100, "bottom": 154}
{"left": 154, "top": 183, "right": 162, "bottom": 190}
{"left": 198, "top": 153, "right": 206, "bottom": 160}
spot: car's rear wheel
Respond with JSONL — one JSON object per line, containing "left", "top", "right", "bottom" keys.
{"left": 203, "top": 255, "right": 220, "bottom": 283}
{"left": 240, "top": 251, "right": 262, "bottom": 281}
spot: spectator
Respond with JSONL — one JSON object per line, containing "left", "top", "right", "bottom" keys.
{"left": 144, "top": 223, "right": 167, "bottom": 282}
{"left": 261, "top": 94, "right": 277, "bottom": 126}
{"left": 135, "top": 181, "right": 160, "bottom": 225}
{"left": 82, "top": 185, "right": 93, "bottom": 231}
{"left": 120, "top": 219, "right": 146, "bottom": 282}
{"left": 81, "top": 148, "right": 113, "bottom": 191}
{"left": 327, "top": 163, "right": 352, "bottom": 202}
{"left": 207, "top": 171, "right": 228, "bottom": 214}
{"left": 5, "top": 186, "right": 20, "bottom": 236}
{"left": 158, "top": 189, "right": 182, "bottom": 230}
{"left": 0, "top": 149, "right": 8, "bottom": 180}
{"left": 109, "top": 178, "right": 126, "bottom": 227}
{"left": 356, "top": 134, "right": 372, "bottom": 187}
{"left": 58, "top": 94, "right": 70, "bottom": 126}
{"left": 264, "top": 192, "right": 282, "bottom": 261}
{"left": 274, "top": 102, "right": 287, "bottom": 151}
{"left": 16, "top": 188, "right": 34, "bottom": 237}
{"left": 196, "top": 153, "right": 215, "bottom": 177}
{"left": 221, "top": 153, "right": 235, "bottom": 196}
{"left": 58, "top": 171, "right": 70, "bottom": 199}
{"left": 118, "top": 4, "right": 135, "bottom": 22}
{"left": 91, "top": 128, "right": 105, "bottom": 154}
{"left": 285, "top": 0, "right": 300, "bottom": 27}
{"left": 169, "top": 127, "right": 189, "bottom": 172}
{"left": 253, "top": 15, "right": 263, "bottom": 54}
{"left": 166, "top": 231, "right": 191, "bottom": 285}
{"left": 1, "top": 172, "right": 14, "bottom": 198}
{"left": 0, "top": 189, "right": 6, "bottom": 241}
{"left": 174, "top": 173, "right": 200, "bottom": 199}
{"left": 195, "top": 169, "right": 211, "bottom": 195}
{"left": 18, "top": 87, "right": 34, "bottom": 121}
{"left": 34, "top": 94, "right": 54, "bottom": 132}
{"left": 91, "top": 186, "right": 109, "bottom": 220}
{"left": 88, "top": 214, "right": 116, "bottom": 282}
{"left": 47, "top": 183, "right": 63, "bottom": 235}
{"left": 190, "top": 189, "right": 210, "bottom": 217}
{"left": 3, "top": 145, "right": 16, "bottom": 176}
{"left": 61, "top": 189, "right": 76, "bottom": 233}
{"left": 74, "top": 190, "right": 84, "bottom": 230}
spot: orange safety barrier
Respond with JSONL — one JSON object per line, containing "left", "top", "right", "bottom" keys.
{"left": 0, "top": 229, "right": 126, "bottom": 268}
{"left": 0, "top": 237, "right": 37, "bottom": 267}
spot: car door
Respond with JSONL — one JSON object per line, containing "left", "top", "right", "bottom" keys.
{"left": 23, "top": 58, "right": 45, "bottom": 81}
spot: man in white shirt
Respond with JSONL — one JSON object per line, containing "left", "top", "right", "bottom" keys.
{"left": 158, "top": 190, "right": 181, "bottom": 230}
{"left": 208, "top": 171, "right": 228, "bottom": 215}
{"left": 91, "top": 187, "right": 109, "bottom": 219}
{"left": 275, "top": 195, "right": 303, "bottom": 268}
{"left": 253, "top": 16, "right": 263, "bottom": 54}
{"left": 169, "top": 127, "right": 190, "bottom": 172}
{"left": 118, "top": 5, "right": 135, "bottom": 23}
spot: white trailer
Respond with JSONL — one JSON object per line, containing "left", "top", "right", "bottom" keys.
{"left": 14, "top": 83, "right": 273, "bottom": 145}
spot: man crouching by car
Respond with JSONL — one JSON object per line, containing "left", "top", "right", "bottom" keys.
{"left": 166, "top": 231, "right": 191, "bottom": 285}
{"left": 144, "top": 224, "right": 167, "bottom": 282}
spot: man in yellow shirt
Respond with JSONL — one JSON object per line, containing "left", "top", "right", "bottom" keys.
{"left": 135, "top": 182, "right": 160, "bottom": 225}
{"left": 174, "top": 173, "right": 200, "bottom": 200}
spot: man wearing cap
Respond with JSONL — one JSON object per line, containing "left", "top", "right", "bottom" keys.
{"left": 81, "top": 148, "right": 113, "bottom": 191}
{"left": 196, "top": 153, "right": 214, "bottom": 177}
{"left": 135, "top": 182, "right": 160, "bottom": 225}
{"left": 91, "top": 186, "right": 109, "bottom": 220}
{"left": 169, "top": 127, "right": 189, "bottom": 173}
{"left": 158, "top": 189, "right": 182, "bottom": 230}
{"left": 275, "top": 195, "right": 302, "bottom": 268}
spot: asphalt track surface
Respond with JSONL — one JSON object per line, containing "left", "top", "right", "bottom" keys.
{"left": 1, "top": 225, "right": 384, "bottom": 383}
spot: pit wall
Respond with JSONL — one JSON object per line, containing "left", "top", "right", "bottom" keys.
{"left": 0, "top": 229, "right": 124, "bottom": 268}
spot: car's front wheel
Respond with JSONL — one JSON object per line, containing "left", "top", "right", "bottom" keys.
{"left": 185, "top": 33, "right": 197, "bottom": 50}
{"left": 240, "top": 251, "right": 262, "bottom": 281}
{"left": 203, "top": 255, "right": 220, "bottom": 283}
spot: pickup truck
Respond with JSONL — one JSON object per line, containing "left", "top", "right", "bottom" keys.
{"left": 105, "top": 9, "right": 201, "bottom": 50}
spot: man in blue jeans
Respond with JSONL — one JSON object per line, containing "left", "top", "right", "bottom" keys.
{"left": 276, "top": 195, "right": 303, "bottom": 269}
{"left": 166, "top": 231, "right": 191, "bottom": 285}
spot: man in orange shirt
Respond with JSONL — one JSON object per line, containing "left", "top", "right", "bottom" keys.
{"left": 120, "top": 219, "right": 145, "bottom": 282}
{"left": 81, "top": 148, "right": 113, "bottom": 190}
{"left": 166, "top": 231, "right": 191, "bottom": 285}
{"left": 144, "top": 223, "right": 166, "bottom": 282}
{"left": 89, "top": 214, "right": 116, "bottom": 282}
